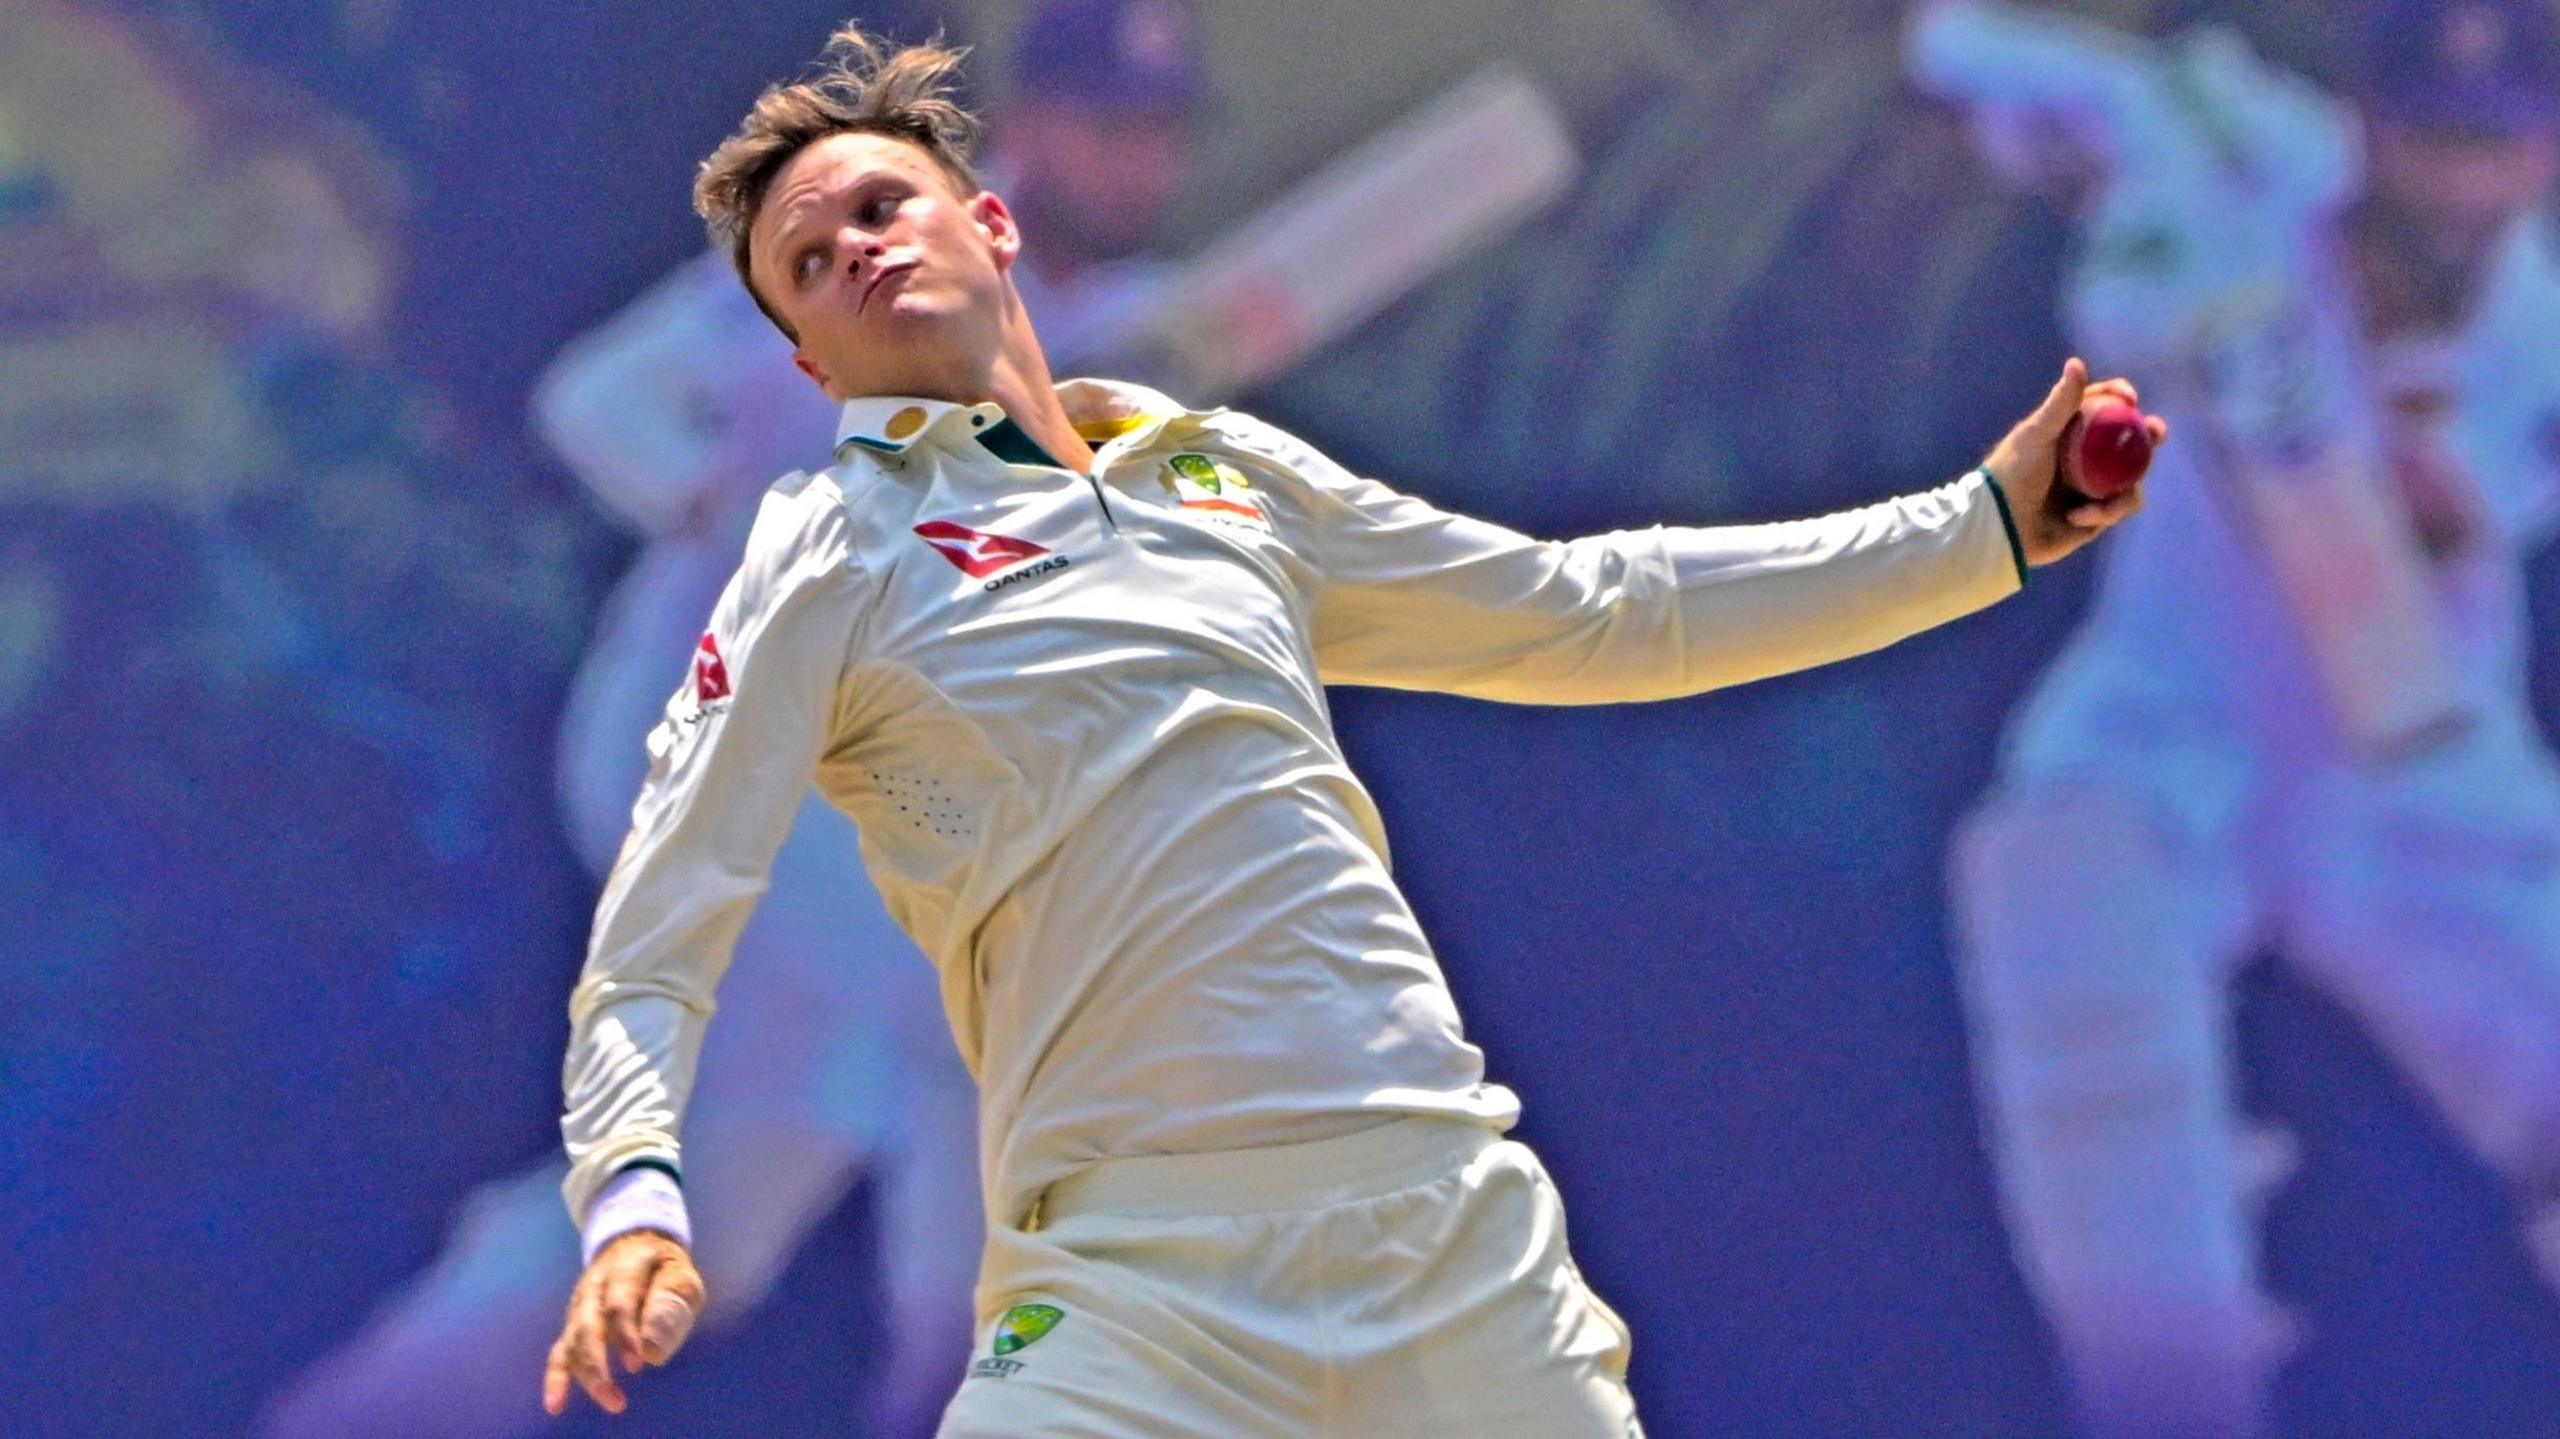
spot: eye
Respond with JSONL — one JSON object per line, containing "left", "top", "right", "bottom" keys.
{"left": 860, "top": 193, "right": 898, "bottom": 227}
{"left": 794, "top": 249, "right": 824, "bottom": 284}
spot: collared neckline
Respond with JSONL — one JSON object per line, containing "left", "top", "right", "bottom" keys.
{"left": 835, "top": 396, "right": 984, "bottom": 458}
{"left": 833, "top": 378, "right": 1208, "bottom": 470}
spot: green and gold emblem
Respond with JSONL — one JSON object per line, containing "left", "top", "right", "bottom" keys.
{"left": 1163, "top": 453, "right": 1251, "bottom": 496}
{"left": 1160, "top": 453, "right": 1271, "bottom": 530}
{"left": 991, "top": 1302, "right": 1065, "bottom": 1357}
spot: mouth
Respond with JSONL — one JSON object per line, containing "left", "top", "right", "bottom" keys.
{"left": 860, "top": 261, "right": 920, "bottom": 313}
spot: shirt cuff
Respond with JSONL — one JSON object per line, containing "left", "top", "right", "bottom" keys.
{"left": 1975, "top": 467, "right": 2031, "bottom": 587}
{"left": 581, "top": 1165, "right": 692, "bottom": 1266}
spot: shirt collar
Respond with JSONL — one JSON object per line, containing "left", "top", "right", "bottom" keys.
{"left": 1058, "top": 377, "right": 1198, "bottom": 448}
{"left": 832, "top": 378, "right": 1208, "bottom": 463}
{"left": 834, "top": 396, "right": 983, "bottom": 458}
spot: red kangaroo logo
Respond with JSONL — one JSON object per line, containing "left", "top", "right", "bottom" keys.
{"left": 914, "top": 520, "right": 1051, "bottom": 578}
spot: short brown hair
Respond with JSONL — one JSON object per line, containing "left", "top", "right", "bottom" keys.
{"left": 693, "top": 23, "right": 984, "bottom": 340}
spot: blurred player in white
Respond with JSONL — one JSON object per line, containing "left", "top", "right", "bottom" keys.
{"left": 534, "top": 16, "right": 2144, "bottom": 1438}
{"left": 1913, "top": 2, "right": 2560, "bottom": 1433}
{"left": 258, "top": 6, "right": 1207, "bottom": 1438}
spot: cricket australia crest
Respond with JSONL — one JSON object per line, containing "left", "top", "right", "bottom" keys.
{"left": 1161, "top": 453, "right": 1273, "bottom": 532}
{"left": 971, "top": 1302, "right": 1065, "bottom": 1380}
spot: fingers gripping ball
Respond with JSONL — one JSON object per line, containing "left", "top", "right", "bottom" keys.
{"left": 2061, "top": 398, "right": 2156, "bottom": 501}
{"left": 640, "top": 1285, "right": 698, "bottom": 1364}
{"left": 543, "top": 1232, "right": 705, "bottom": 1417}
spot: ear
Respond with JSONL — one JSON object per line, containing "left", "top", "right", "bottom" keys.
{"left": 792, "top": 348, "right": 842, "bottom": 402}
{"left": 971, "top": 189, "right": 1022, "bottom": 273}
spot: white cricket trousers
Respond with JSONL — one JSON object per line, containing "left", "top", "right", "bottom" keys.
{"left": 934, "top": 1117, "right": 1643, "bottom": 1438}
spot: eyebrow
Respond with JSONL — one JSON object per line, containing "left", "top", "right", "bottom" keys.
{"left": 759, "top": 164, "right": 909, "bottom": 281}
{"left": 759, "top": 197, "right": 826, "bottom": 283}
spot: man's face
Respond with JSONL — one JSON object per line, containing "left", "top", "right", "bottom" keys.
{"left": 1005, "top": 101, "right": 1195, "bottom": 263}
{"left": 750, "top": 131, "right": 1022, "bottom": 401}
{"left": 2366, "top": 115, "right": 2560, "bottom": 263}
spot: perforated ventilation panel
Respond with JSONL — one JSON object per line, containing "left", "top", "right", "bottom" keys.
{"left": 863, "top": 767, "right": 975, "bottom": 841}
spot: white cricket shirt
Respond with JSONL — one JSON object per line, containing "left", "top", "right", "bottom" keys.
{"left": 561, "top": 378, "right": 2027, "bottom": 1248}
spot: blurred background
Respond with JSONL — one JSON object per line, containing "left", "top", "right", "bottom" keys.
{"left": 7, "top": 0, "right": 2560, "bottom": 1435}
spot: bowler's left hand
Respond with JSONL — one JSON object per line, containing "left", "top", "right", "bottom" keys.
{"left": 1982, "top": 357, "right": 2164, "bottom": 566}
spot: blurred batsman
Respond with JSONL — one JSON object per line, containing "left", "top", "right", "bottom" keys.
{"left": 538, "top": 15, "right": 2143, "bottom": 1439}
{"left": 1914, "top": 1, "right": 2560, "bottom": 1433}
{"left": 259, "top": 6, "right": 1206, "bottom": 1438}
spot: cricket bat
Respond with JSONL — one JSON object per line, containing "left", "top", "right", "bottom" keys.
{"left": 1135, "top": 63, "right": 1580, "bottom": 403}
{"left": 2189, "top": 264, "right": 2476, "bottom": 760}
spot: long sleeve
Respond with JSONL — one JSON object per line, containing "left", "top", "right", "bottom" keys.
{"left": 558, "top": 475, "right": 865, "bottom": 1228}
{"left": 531, "top": 250, "right": 839, "bottom": 538}
{"left": 1910, "top": 1, "right": 2358, "bottom": 372}
{"left": 1906, "top": 0, "right": 2168, "bottom": 162}
{"left": 1248, "top": 419, "right": 2023, "bottom": 704}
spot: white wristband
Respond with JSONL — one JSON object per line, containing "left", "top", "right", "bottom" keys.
{"left": 581, "top": 1166, "right": 692, "bottom": 1266}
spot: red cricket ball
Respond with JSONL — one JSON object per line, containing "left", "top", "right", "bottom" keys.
{"left": 2063, "top": 399, "right": 2154, "bottom": 500}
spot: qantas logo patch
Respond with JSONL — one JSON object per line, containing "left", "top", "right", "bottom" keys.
{"left": 914, "top": 519, "right": 1073, "bottom": 593}
{"left": 692, "top": 632, "right": 732, "bottom": 702}
{"left": 914, "top": 520, "right": 1051, "bottom": 577}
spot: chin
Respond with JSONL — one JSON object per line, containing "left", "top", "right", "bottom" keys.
{"left": 878, "top": 294, "right": 949, "bottom": 326}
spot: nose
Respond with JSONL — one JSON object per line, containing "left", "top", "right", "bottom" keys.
{"left": 837, "top": 226, "right": 888, "bottom": 274}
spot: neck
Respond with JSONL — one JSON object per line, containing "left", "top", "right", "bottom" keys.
{"left": 863, "top": 286, "right": 1096, "bottom": 470}
{"left": 984, "top": 295, "right": 1096, "bottom": 471}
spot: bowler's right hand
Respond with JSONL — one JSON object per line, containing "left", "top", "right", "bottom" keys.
{"left": 543, "top": 1230, "right": 705, "bottom": 1417}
